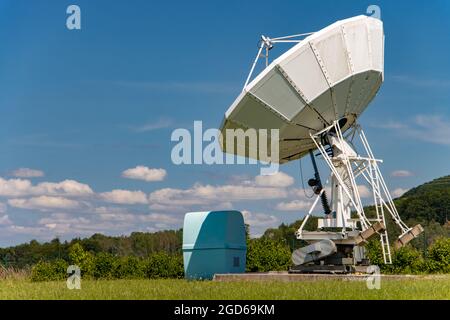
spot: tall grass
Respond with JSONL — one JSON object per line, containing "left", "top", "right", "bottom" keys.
{"left": 0, "top": 277, "right": 449, "bottom": 300}
{"left": 0, "top": 266, "right": 30, "bottom": 280}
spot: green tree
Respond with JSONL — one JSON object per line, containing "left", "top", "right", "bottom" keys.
{"left": 68, "top": 243, "right": 94, "bottom": 277}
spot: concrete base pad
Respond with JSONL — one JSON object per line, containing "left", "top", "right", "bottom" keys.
{"left": 213, "top": 272, "right": 429, "bottom": 282}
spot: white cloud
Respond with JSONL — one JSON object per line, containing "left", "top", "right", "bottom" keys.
{"left": 36, "top": 214, "right": 104, "bottom": 235}
{"left": 195, "top": 184, "right": 288, "bottom": 200}
{"left": 289, "top": 188, "right": 314, "bottom": 198}
{"left": 0, "top": 215, "right": 12, "bottom": 225}
{"left": 131, "top": 118, "right": 173, "bottom": 132}
{"left": 100, "top": 189, "right": 148, "bottom": 205}
{"left": 1, "top": 207, "right": 183, "bottom": 241}
{"left": 242, "top": 210, "right": 279, "bottom": 227}
{"left": 392, "top": 188, "right": 409, "bottom": 198}
{"left": 372, "top": 114, "right": 450, "bottom": 146}
{"left": 3, "top": 225, "right": 46, "bottom": 236}
{"left": 93, "top": 206, "right": 133, "bottom": 215}
{"left": 39, "top": 213, "right": 94, "bottom": 226}
{"left": 373, "top": 120, "right": 407, "bottom": 130}
{"left": 8, "top": 196, "right": 80, "bottom": 211}
{"left": 97, "top": 213, "right": 135, "bottom": 222}
{"left": 36, "top": 180, "right": 94, "bottom": 197}
{"left": 146, "top": 173, "right": 301, "bottom": 214}
{"left": 95, "top": 211, "right": 179, "bottom": 225}
{"left": 33, "top": 211, "right": 181, "bottom": 239}
{"left": 209, "top": 201, "right": 234, "bottom": 211}
{"left": 254, "top": 172, "right": 294, "bottom": 187}
{"left": 122, "top": 166, "right": 167, "bottom": 182}
{"left": 391, "top": 170, "right": 414, "bottom": 177}
{"left": 276, "top": 200, "right": 311, "bottom": 211}
{"left": 11, "top": 168, "right": 44, "bottom": 178}
{"left": 147, "top": 203, "right": 179, "bottom": 211}
{"left": 140, "top": 213, "right": 180, "bottom": 224}
{"left": 242, "top": 210, "right": 279, "bottom": 237}
{"left": 411, "top": 115, "right": 450, "bottom": 145}
{"left": 149, "top": 183, "right": 288, "bottom": 210}
{"left": 0, "top": 178, "right": 33, "bottom": 197}
{"left": 0, "top": 202, "right": 6, "bottom": 213}
{"left": 392, "top": 75, "right": 450, "bottom": 89}
{"left": 0, "top": 177, "right": 93, "bottom": 197}
{"left": 357, "top": 185, "right": 371, "bottom": 198}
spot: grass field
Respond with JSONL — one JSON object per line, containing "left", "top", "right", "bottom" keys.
{"left": 0, "top": 276, "right": 449, "bottom": 300}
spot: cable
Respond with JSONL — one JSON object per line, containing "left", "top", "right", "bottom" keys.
{"left": 299, "top": 158, "right": 314, "bottom": 199}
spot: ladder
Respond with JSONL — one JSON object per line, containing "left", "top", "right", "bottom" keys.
{"left": 369, "top": 160, "right": 392, "bottom": 264}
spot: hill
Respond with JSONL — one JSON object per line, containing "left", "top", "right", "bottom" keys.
{"left": 395, "top": 175, "right": 450, "bottom": 224}
{"left": 403, "top": 175, "right": 450, "bottom": 196}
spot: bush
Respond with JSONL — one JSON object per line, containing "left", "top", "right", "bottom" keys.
{"left": 366, "top": 237, "right": 450, "bottom": 274}
{"left": 68, "top": 243, "right": 94, "bottom": 277}
{"left": 390, "top": 246, "right": 426, "bottom": 274}
{"left": 144, "top": 252, "right": 184, "bottom": 279}
{"left": 31, "top": 259, "right": 68, "bottom": 282}
{"left": 246, "top": 237, "right": 291, "bottom": 272}
{"left": 426, "top": 237, "right": 450, "bottom": 273}
{"left": 93, "top": 252, "right": 116, "bottom": 279}
{"left": 31, "top": 251, "right": 185, "bottom": 281}
{"left": 365, "top": 239, "right": 385, "bottom": 267}
{"left": 367, "top": 239, "right": 428, "bottom": 274}
{"left": 113, "top": 256, "right": 146, "bottom": 279}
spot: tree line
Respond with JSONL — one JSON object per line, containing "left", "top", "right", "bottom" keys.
{"left": 1, "top": 175, "right": 449, "bottom": 280}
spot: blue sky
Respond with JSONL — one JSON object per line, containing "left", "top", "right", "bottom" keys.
{"left": 0, "top": 0, "right": 449, "bottom": 246}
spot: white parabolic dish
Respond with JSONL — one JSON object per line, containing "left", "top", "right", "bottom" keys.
{"left": 219, "top": 15, "right": 384, "bottom": 164}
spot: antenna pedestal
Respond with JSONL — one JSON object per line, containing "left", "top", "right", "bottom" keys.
{"left": 292, "top": 121, "right": 423, "bottom": 273}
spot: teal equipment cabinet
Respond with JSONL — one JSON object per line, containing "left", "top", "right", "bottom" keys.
{"left": 182, "top": 211, "right": 247, "bottom": 280}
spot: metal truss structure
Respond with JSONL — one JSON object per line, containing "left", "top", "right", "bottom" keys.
{"left": 295, "top": 120, "right": 424, "bottom": 266}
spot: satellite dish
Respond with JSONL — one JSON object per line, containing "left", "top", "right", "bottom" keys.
{"left": 220, "top": 15, "right": 384, "bottom": 163}
{"left": 217, "top": 15, "right": 424, "bottom": 272}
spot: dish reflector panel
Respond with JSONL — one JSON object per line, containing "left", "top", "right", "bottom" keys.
{"left": 220, "top": 15, "right": 384, "bottom": 164}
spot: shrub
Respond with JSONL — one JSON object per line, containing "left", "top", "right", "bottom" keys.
{"left": 31, "top": 259, "right": 68, "bottom": 282}
{"left": 367, "top": 239, "right": 430, "bottom": 274}
{"left": 68, "top": 243, "right": 95, "bottom": 277}
{"left": 426, "top": 237, "right": 450, "bottom": 273}
{"left": 144, "top": 252, "right": 184, "bottom": 279}
{"left": 365, "top": 239, "right": 385, "bottom": 267}
{"left": 31, "top": 249, "right": 184, "bottom": 281}
{"left": 246, "top": 237, "right": 291, "bottom": 272}
{"left": 390, "top": 246, "right": 425, "bottom": 274}
{"left": 113, "top": 256, "right": 145, "bottom": 279}
{"left": 93, "top": 252, "right": 116, "bottom": 279}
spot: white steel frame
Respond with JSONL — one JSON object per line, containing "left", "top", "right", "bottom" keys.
{"left": 296, "top": 121, "right": 415, "bottom": 264}
{"left": 244, "top": 33, "right": 315, "bottom": 88}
